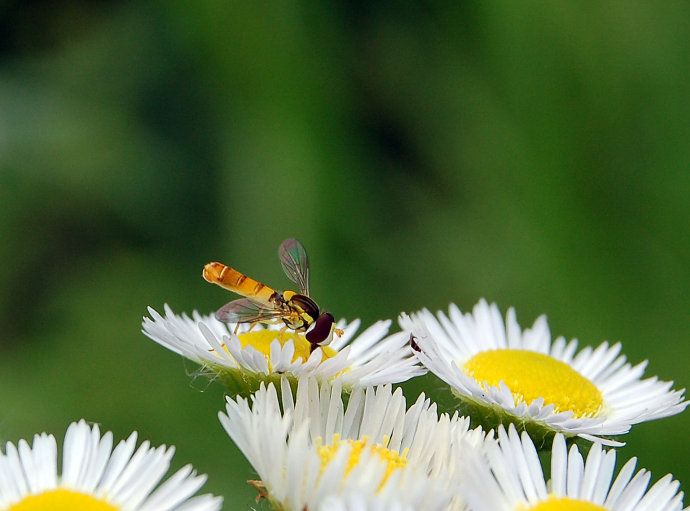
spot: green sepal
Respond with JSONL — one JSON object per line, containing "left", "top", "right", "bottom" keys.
{"left": 211, "top": 366, "right": 295, "bottom": 399}
{"left": 209, "top": 365, "right": 354, "bottom": 405}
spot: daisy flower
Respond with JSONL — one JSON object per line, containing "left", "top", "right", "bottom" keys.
{"left": 143, "top": 305, "right": 424, "bottom": 396}
{"left": 0, "top": 419, "right": 222, "bottom": 511}
{"left": 401, "top": 299, "right": 687, "bottom": 445}
{"left": 218, "top": 376, "right": 488, "bottom": 511}
{"left": 461, "top": 424, "right": 686, "bottom": 511}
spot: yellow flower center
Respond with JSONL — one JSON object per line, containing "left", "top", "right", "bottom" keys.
{"left": 463, "top": 349, "right": 603, "bottom": 417}
{"left": 236, "top": 330, "right": 337, "bottom": 363}
{"left": 8, "top": 489, "right": 118, "bottom": 511}
{"left": 317, "top": 435, "right": 408, "bottom": 488}
{"left": 520, "top": 496, "right": 606, "bottom": 511}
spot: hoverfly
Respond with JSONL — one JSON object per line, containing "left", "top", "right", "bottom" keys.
{"left": 202, "top": 238, "right": 339, "bottom": 352}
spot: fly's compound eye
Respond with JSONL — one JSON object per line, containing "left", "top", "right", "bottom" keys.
{"left": 306, "top": 312, "right": 335, "bottom": 346}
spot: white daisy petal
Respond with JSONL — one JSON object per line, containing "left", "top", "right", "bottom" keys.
{"left": 461, "top": 424, "right": 686, "bottom": 511}
{"left": 318, "top": 492, "right": 418, "bottom": 511}
{"left": 401, "top": 299, "right": 687, "bottom": 444}
{"left": 0, "top": 420, "right": 222, "bottom": 510}
{"left": 219, "top": 376, "right": 489, "bottom": 511}
{"left": 143, "top": 305, "right": 424, "bottom": 395}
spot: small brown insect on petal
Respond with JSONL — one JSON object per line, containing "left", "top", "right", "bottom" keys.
{"left": 409, "top": 333, "right": 421, "bottom": 352}
{"left": 247, "top": 479, "right": 269, "bottom": 502}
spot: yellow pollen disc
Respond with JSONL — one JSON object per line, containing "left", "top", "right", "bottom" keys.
{"left": 463, "top": 349, "right": 603, "bottom": 417}
{"left": 317, "top": 435, "right": 408, "bottom": 489}
{"left": 9, "top": 489, "right": 118, "bottom": 511}
{"left": 236, "top": 330, "right": 337, "bottom": 363}
{"left": 521, "top": 496, "right": 606, "bottom": 511}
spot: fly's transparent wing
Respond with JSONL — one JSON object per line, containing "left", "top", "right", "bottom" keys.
{"left": 278, "top": 238, "right": 310, "bottom": 296}
{"left": 215, "top": 298, "right": 285, "bottom": 324}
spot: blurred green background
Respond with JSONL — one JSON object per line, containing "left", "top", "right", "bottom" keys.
{"left": 1, "top": 1, "right": 689, "bottom": 508}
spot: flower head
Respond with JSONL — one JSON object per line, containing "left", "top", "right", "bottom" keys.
{"left": 401, "top": 299, "right": 687, "bottom": 445}
{"left": 0, "top": 420, "right": 222, "bottom": 511}
{"left": 143, "top": 305, "right": 424, "bottom": 396}
{"left": 461, "top": 424, "right": 686, "bottom": 511}
{"left": 218, "top": 377, "right": 488, "bottom": 511}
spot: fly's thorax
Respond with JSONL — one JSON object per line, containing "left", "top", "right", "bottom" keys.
{"left": 282, "top": 291, "right": 320, "bottom": 328}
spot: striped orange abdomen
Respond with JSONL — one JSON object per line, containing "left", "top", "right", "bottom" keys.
{"left": 202, "top": 262, "right": 276, "bottom": 304}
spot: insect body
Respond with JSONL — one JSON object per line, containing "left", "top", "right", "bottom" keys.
{"left": 409, "top": 333, "right": 421, "bottom": 352}
{"left": 202, "top": 239, "right": 338, "bottom": 351}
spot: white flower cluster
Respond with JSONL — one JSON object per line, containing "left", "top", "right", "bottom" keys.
{"left": 2, "top": 294, "right": 685, "bottom": 509}
{"left": 138, "top": 297, "right": 687, "bottom": 510}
